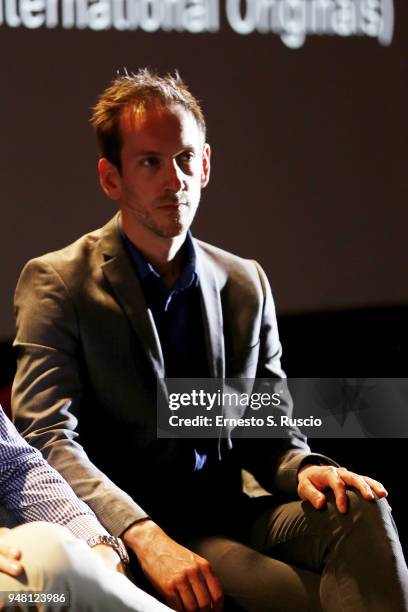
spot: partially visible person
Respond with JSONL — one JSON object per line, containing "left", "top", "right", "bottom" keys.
{"left": 0, "top": 405, "right": 170, "bottom": 611}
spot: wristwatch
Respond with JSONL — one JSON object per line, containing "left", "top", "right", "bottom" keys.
{"left": 86, "top": 534, "right": 130, "bottom": 564}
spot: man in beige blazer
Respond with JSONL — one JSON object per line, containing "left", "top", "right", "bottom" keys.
{"left": 12, "top": 70, "right": 408, "bottom": 611}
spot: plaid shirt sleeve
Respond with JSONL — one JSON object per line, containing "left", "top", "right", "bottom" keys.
{"left": 0, "top": 406, "right": 109, "bottom": 541}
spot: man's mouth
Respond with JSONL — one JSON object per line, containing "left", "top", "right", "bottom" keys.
{"left": 158, "top": 199, "right": 188, "bottom": 209}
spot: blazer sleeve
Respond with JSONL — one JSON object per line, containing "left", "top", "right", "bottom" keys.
{"left": 12, "top": 258, "right": 149, "bottom": 537}
{"left": 236, "top": 261, "right": 337, "bottom": 495}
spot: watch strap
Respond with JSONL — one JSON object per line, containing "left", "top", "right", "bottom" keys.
{"left": 86, "top": 534, "right": 129, "bottom": 564}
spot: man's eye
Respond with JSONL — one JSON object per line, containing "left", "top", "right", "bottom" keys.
{"left": 178, "top": 152, "right": 194, "bottom": 163}
{"left": 142, "top": 157, "right": 159, "bottom": 167}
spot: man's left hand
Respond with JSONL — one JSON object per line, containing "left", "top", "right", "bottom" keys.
{"left": 297, "top": 465, "right": 388, "bottom": 513}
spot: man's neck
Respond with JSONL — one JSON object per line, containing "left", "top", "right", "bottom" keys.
{"left": 120, "top": 212, "right": 186, "bottom": 288}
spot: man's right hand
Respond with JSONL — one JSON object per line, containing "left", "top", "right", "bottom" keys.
{"left": 0, "top": 529, "right": 23, "bottom": 577}
{"left": 123, "top": 520, "right": 223, "bottom": 612}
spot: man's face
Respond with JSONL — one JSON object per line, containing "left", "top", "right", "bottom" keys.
{"left": 99, "top": 103, "right": 210, "bottom": 240}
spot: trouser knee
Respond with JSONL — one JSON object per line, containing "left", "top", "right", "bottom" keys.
{"left": 337, "top": 489, "right": 392, "bottom": 527}
{"left": 17, "top": 521, "right": 74, "bottom": 569}
{"left": 325, "top": 489, "right": 396, "bottom": 551}
{"left": 0, "top": 522, "right": 78, "bottom": 608}
{"left": 19, "top": 521, "right": 72, "bottom": 543}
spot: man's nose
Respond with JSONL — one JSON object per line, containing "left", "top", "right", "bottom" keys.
{"left": 164, "top": 159, "right": 184, "bottom": 192}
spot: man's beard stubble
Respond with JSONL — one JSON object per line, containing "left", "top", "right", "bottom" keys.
{"left": 121, "top": 196, "right": 199, "bottom": 240}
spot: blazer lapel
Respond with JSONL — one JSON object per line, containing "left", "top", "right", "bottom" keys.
{"left": 98, "top": 216, "right": 165, "bottom": 379}
{"left": 195, "top": 243, "right": 225, "bottom": 379}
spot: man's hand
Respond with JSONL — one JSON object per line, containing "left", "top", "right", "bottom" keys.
{"left": 90, "top": 543, "right": 125, "bottom": 574}
{"left": 0, "top": 528, "right": 23, "bottom": 577}
{"left": 124, "top": 520, "right": 223, "bottom": 612}
{"left": 298, "top": 465, "right": 388, "bottom": 513}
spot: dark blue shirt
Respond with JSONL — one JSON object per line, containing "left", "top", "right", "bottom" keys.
{"left": 121, "top": 230, "right": 210, "bottom": 379}
{"left": 121, "top": 229, "right": 211, "bottom": 472}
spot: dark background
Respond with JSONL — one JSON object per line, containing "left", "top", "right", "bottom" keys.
{"left": 1, "top": 0, "right": 407, "bottom": 554}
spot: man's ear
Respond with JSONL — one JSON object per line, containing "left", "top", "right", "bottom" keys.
{"left": 98, "top": 158, "right": 122, "bottom": 201}
{"left": 201, "top": 143, "right": 211, "bottom": 188}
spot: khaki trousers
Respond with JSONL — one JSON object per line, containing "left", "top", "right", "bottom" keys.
{"left": 0, "top": 522, "right": 170, "bottom": 612}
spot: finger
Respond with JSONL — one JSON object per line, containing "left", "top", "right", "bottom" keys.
{"left": 0, "top": 544, "right": 22, "bottom": 560}
{"left": 298, "top": 479, "right": 327, "bottom": 509}
{"left": 176, "top": 577, "right": 200, "bottom": 611}
{"left": 337, "top": 468, "right": 376, "bottom": 501}
{"left": 326, "top": 469, "right": 349, "bottom": 513}
{"left": 0, "top": 554, "right": 23, "bottom": 577}
{"left": 165, "top": 588, "right": 183, "bottom": 612}
{"left": 362, "top": 476, "right": 388, "bottom": 498}
{"left": 190, "top": 572, "right": 213, "bottom": 612}
{"left": 201, "top": 566, "right": 223, "bottom": 612}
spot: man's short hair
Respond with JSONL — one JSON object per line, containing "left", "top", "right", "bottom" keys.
{"left": 91, "top": 68, "right": 206, "bottom": 171}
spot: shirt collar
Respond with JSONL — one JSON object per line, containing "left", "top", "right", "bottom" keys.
{"left": 119, "top": 226, "right": 198, "bottom": 292}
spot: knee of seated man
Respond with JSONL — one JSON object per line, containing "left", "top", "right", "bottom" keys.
{"left": 327, "top": 488, "right": 392, "bottom": 533}
{"left": 22, "top": 521, "right": 73, "bottom": 548}
{"left": 16, "top": 522, "right": 79, "bottom": 574}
